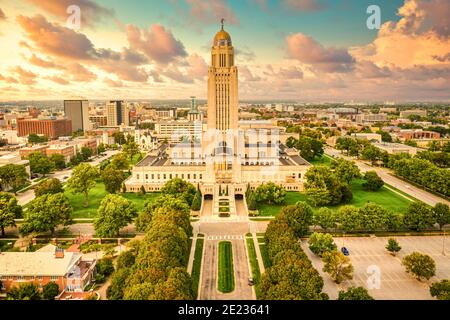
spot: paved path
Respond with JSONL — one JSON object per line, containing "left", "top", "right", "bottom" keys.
{"left": 325, "top": 147, "right": 450, "bottom": 207}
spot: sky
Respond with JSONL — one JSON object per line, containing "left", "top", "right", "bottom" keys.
{"left": 0, "top": 0, "right": 449, "bottom": 102}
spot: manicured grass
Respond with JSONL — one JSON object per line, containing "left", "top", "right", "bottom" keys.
{"left": 309, "top": 155, "right": 333, "bottom": 167}
{"left": 258, "top": 243, "right": 271, "bottom": 269}
{"left": 217, "top": 241, "right": 235, "bottom": 293}
{"left": 257, "top": 179, "right": 413, "bottom": 217}
{"left": 191, "top": 237, "right": 204, "bottom": 298}
{"left": 246, "top": 237, "right": 261, "bottom": 299}
{"left": 65, "top": 180, "right": 160, "bottom": 218}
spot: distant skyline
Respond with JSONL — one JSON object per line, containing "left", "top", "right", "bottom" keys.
{"left": 0, "top": 0, "right": 449, "bottom": 102}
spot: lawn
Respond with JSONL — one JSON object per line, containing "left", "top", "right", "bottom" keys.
{"left": 257, "top": 179, "right": 413, "bottom": 217}
{"left": 309, "top": 155, "right": 333, "bottom": 167}
{"left": 191, "top": 237, "right": 204, "bottom": 298}
{"left": 246, "top": 237, "right": 261, "bottom": 299}
{"left": 217, "top": 241, "right": 235, "bottom": 293}
{"left": 65, "top": 180, "right": 160, "bottom": 218}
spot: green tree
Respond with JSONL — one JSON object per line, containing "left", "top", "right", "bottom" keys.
{"left": 322, "top": 251, "right": 354, "bottom": 284}
{"left": 20, "top": 193, "right": 73, "bottom": 236}
{"left": 191, "top": 189, "right": 202, "bottom": 211}
{"left": 358, "top": 203, "right": 388, "bottom": 231}
{"left": 386, "top": 238, "right": 401, "bottom": 256}
{"left": 112, "top": 132, "right": 126, "bottom": 145}
{"left": 246, "top": 191, "right": 258, "bottom": 211}
{"left": 34, "top": 178, "right": 63, "bottom": 197}
{"left": 28, "top": 152, "right": 54, "bottom": 176}
{"left": 279, "top": 202, "right": 314, "bottom": 237}
{"left": 160, "top": 178, "right": 197, "bottom": 206}
{"left": 361, "top": 145, "right": 383, "bottom": 165}
{"left": 430, "top": 280, "right": 450, "bottom": 300}
{"left": 153, "top": 267, "right": 195, "bottom": 300}
{"left": 123, "top": 141, "right": 140, "bottom": 161}
{"left": 97, "top": 143, "right": 106, "bottom": 154}
{"left": 337, "top": 206, "right": 361, "bottom": 232}
{"left": 42, "top": 282, "right": 60, "bottom": 300}
{"left": 94, "top": 194, "right": 137, "bottom": 237}
{"left": 0, "top": 164, "right": 29, "bottom": 193}
{"left": 107, "top": 268, "right": 131, "bottom": 300}
{"left": 96, "top": 257, "right": 115, "bottom": 282}
{"left": 110, "top": 153, "right": 129, "bottom": 170}
{"left": 81, "top": 147, "right": 93, "bottom": 161}
{"left": 0, "top": 192, "right": 22, "bottom": 237}
{"left": 338, "top": 287, "right": 374, "bottom": 300}
{"left": 28, "top": 133, "right": 48, "bottom": 144}
{"left": 402, "top": 252, "right": 436, "bottom": 281}
{"left": 377, "top": 130, "right": 392, "bottom": 143}
{"left": 314, "top": 208, "right": 337, "bottom": 231}
{"left": 49, "top": 154, "right": 66, "bottom": 170}
{"left": 7, "top": 283, "right": 41, "bottom": 300}
{"left": 333, "top": 158, "right": 360, "bottom": 184}
{"left": 432, "top": 203, "right": 450, "bottom": 230}
{"left": 67, "top": 163, "right": 98, "bottom": 207}
{"left": 362, "top": 171, "right": 384, "bottom": 191}
{"left": 254, "top": 182, "right": 287, "bottom": 205}
{"left": 308, "top": 232, "right": 337, "bottom": 257}
{"left": 404, "top": 202, "right": 436, "bottom": 231}
{"left": 101, "top": 165, "right": 125, "bottom": 194}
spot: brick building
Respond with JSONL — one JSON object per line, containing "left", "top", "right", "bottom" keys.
{"left": 17, "top": 118, "right": 72, "bottom": 139}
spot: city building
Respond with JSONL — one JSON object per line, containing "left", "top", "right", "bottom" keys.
{"left": 351, "top": 133, "right": 382, "bottom": 142}
{"left": 19, "top": 145, "right": 48, "bottom": 159}
{"left": 89, "top": 115, "right": 107, "bottom": 128}
{"left": 0, "top": 246, "right": 96, "bottom": 294}
{"left": 124, "top": 24, "right": 311, "bottom": 212}
{"left": 0, "top": 152, "right": 30, "bottom": 176}
{"left": 45, "top": 144, "right": 75, "bottom": 163}
{"left": 64, "top": 100, "right": 91, "bottom": 132}
{"left": 355, "top": 113, "right": 388, "bottom": 124}
{"left": 0, "top": 130, "right": 27, "bottom": 145}
{"left": 400, "top": 109, "right": 427, "bottom": 118}
{"left": 395, "top": 129, "right": 440, "bottom": 141}
{"left": 17, "top": 118, "right": 72, "bottom": 139}
{"left": 107, "top": 101, "right": 129, "bottom": 126}
{"left": 372, "top": 142, "right": 421, "bottom": 155}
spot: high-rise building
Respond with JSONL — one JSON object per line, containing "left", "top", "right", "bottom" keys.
{"left": 106, "top": 100, "right": 129, "bottom": 126}
{"left": 17, "top": 118, "right": 72, "bottom": 139}
{"left": 64, "top": 100, "right": 91, "bottom": 132}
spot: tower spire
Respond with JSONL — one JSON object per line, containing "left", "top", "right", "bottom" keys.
{"left": 221, "top": 18, "right": 224, "bottom": 30}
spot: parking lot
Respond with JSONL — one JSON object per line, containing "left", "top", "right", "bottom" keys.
{"left": 302, "top": 236, "right": 450, "bottom": 300}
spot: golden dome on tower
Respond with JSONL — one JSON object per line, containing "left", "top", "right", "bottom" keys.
{"left": 213, "top": 19, "right": 232, "bottom": 45}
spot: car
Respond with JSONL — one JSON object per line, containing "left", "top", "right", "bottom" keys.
{"left": 341, "top": 247, "right": 349, "bottom": 256}
{"left": 63, "top": 176, "right": 69, "bottom": 180}
{"left": 248, "top": 278, "right": 254, "bottom": 286}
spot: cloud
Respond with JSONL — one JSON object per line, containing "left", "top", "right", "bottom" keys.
{"left": 162, "top": 66, "right": 194, "bottom": 84}
{"left": 0, "top": 74, "right": 19, "bottom": 84}
{"left": 0, "top": 8, "right": 6, "bottom": 20}
{"left": 433, "top": 53, "right": 450, "bottom": 62}
{"left": 355, "top": 61, "right": 391, "bottom": 79}
{"left": 240, "top": 66, "right": 261, "bottom": 82}
{"left": 185, "top": 0, "right": 239, "bottom": 26}
{"left": 26, "top": 0, "right": 114, "bottom": 28}
{"left": 286, "top": 33, "right": 355, "bottom": 73}
{"left": 104, "top": 78, "right": 123, "bottom": 87}
{"left": 45, "top": 75, "right": 70, "bottom": 85}
{"left": 187, "top": 54, "right": 208, "bottom": 80}
{"left": 283, "top": 0, "right": 325, "bottom": 11}
{"left": 127, "top": 24, "right": 187, "bottom": 65}
{"left": 28, "top": 54, "right": 60, "bottom": 68}
{"left": 235, "top": 46, "right": 256, "bottom": 62}
{"left": 65, "top": 63, "right": 97, "bottom": 82}
{"left": 10, "top": 66, "right": 38, "bottom": 85}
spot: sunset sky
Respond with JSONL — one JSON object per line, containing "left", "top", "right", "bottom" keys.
{"left": 0, "top": 0, "right": 449, "bottom": 102}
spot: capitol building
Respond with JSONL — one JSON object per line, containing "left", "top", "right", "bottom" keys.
{"left": 124, "top": 23, "right": 310, "bottom": 213}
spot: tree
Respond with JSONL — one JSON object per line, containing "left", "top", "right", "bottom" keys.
{"left": 314, "top": 207, "right": 337, "bottom": 231}
{"left": 430, "top": 280, "right": 450, "bottom": 300}
{"left": 107, "top": 268, "right": 131, "bottom": 300}
{"left": 96, "top": 257, "right": 115, "bottom": 282}
{"left": 404, "top": 202, "right": 436, "bottom": 231}
{"left": 94, "top": 194, "right": 137, "bottom": 237}
{"left": 28, "top": 133, "right": 48, "bottom": 144}
{"left": 123, "top": 141, "right": 140, "bottom": 161}
{"left": 254, "top": 182, "right": 286, "bottom": 205}
{"left": 358, "top": 203, "right": 388, "bottom": 231}
{"left": 49, "top": 154, "right": 66, "bottom": 170}
{"left": 322, "top": 251, "right": 353, "bottom": 284}
{"left": 67, "top": 163, "right": 98, "bottom": 207}
{"left": 81, "top": 147, "right": 93, "bottom": 161}
{"left": 333, "top": 158, "right": 360, "bottom": 184}
{"left": 20, "top": 193, "right": 73, "bottom": 236}
{"left": 246, "top": 191, "right": 257, "bottom": 211}
{"left": 191, "top": 189, "right": 202, "bottom": 211}
{"left": 153, "top": 267, "right": 194, "bottom": 300}
{"left": 338, "top": 287, "right": 374, "bottom": 300}
{"left": 7, "top": 283, "right": 41, "bottom": 300}
{"left": 42, "top": 282, "right": 60, "bottom": 300}
{"left": 110, "top": 153, "right": 129, "bottom": 170}
{"left": 97, "top": 143, "right": 106, "bottom": 154}
{"left": 337, "top": 206, "right": 361, "bottom": 232}
{"left": 296, "top": 136, "right": 323, "bottom": 161}
{"left": 377, "top": 130, "right": 392, "bottom": 143}
{"left": 386, "top": 238, "right": 401, "bottom": 256}
{"left": 160, "top": 178, "right": 197, "bottom": 206}
{"left": 362, "top": 171, "right": 384, "bottom": 191}
{"left": 361, "top": 145, "right": 383, "bottom": 166}
{"left": 101, "top": 165, "right": 125, "bottom": 194}
{"left": 0, "top": 192, "right": 22, "bottom": 237}
{"left": 0, "top": 164, "right": 28, "bottom": 193}
{"left": 28, "top": 152, "right": 54, "bottom": 176}
{"left": 112, "top": 132, "right": 126, "bottom": 145}
{"left": 279, "top": 202, "right": 313, "bottom": 237}
{"left": 402, "top": 252, "right": 436, "bottom": 281}
{"left": 34, "top": 178, "right": 63, "bottom": 197}
{"left": 433, "top": 203, "right": 450, "bottom": 230}
{"left": 308, "top": 232, "right": 337, "bottom": 257}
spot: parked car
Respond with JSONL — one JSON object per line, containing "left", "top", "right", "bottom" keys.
{"left": 341, "top": 247, "right": 349, "bottom": 256}
{"left": 248, "top": 278, "right": 254, "bottom": 286}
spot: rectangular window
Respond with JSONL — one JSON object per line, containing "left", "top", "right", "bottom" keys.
{"left": 51, "top": 276, "right": 59, "bottom": 281}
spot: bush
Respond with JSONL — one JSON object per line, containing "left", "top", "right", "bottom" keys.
{"left": 430, "top": 280, "right": 450, "bottom": 300}
{"left": 96, "top": 257, "right": 114, "bottom": 283}
{"left": 42, "top": 282, "right": 60, "bottom": 300}
{"left": 362, "top": 171, "right": 384, "bottom": 191}
{"left": 402, "top": 252, "right": 436, "bottom": 281}
{"left": 308, "top": 232, "right": 337, "bottom": 257}
{"left": 338, "top": 287, "right": 374, "bottom": 300}
{"left": 385, "top": 238, "right": 401, "bottom": 255}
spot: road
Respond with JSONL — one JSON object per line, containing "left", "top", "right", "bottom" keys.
{"left": 16, "top": 150, "right": 119, "bottom": 206}
{"left": 325, "top": 147, "right": 450, "bottom": 207}
{"left": 198, "top": 222, "right": 254, "bottom": 300}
